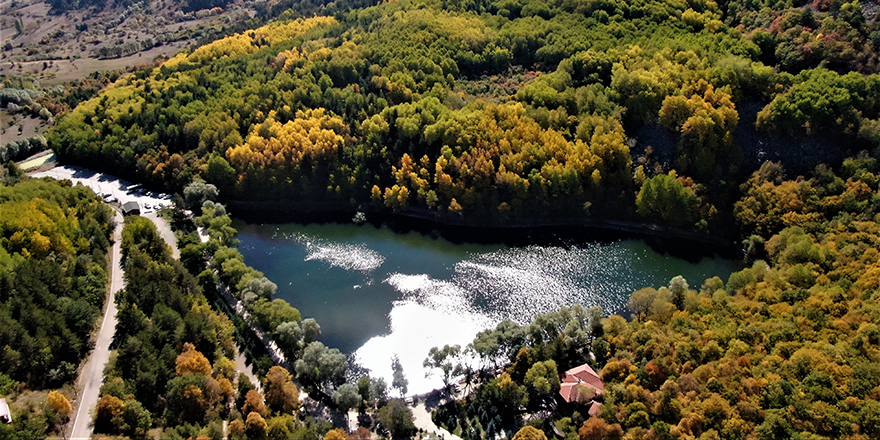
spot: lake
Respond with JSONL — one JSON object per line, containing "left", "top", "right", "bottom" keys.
{"left": 235, "top": 220, "right": 741, "bottom": 394}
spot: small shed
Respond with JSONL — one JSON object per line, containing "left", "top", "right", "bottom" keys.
{"left": 122, "top": 200, "right": 141, "bottom": 216}
{"left": 0, "top": 398, "right": 11, "bottom": 424}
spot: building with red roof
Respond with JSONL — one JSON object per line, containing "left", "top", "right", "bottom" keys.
{"left": 558, "top": 363, "right": 604, "bottom": 404}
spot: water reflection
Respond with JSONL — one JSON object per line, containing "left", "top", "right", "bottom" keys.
{"left": 236, "top": 222, "right": 739, "bottom": 395}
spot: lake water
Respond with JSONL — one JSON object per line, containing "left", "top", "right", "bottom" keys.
{"left": 235, "top": 220, "right": 741, "bottom": 394}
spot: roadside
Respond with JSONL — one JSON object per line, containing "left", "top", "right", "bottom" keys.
{"left": 31, "top": 165, "right": 172, "bottom": 214}
{"left": 69, "top": 212, "right": 123, "bottom": 440}
{"left": 34, "top": 164, "right": 461, "bottom": 436}
{"left": 144, "top": 211, "right": 180, "bottom": 260}
{"left": 31, "top": 164, "right": 262, "bottom": 436}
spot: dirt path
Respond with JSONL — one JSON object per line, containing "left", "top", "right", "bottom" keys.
{"left": 69, "top": 212, "right": 123, "bottom": 440}
{"left": 411, "top": 403, "right": 462, "bottom": 440}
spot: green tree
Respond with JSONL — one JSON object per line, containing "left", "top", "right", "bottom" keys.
{"left": 332, "top": 383, "right": 362, "bottom": 411}
{"left": 184, "top": 181, "right": 219, "bottom": 210}
{"left": 423, "top": 344, "right": 463, "bottom": 388}
{"left": 294, "top": 342, "right": 347, "bottom": 392}
{"left": 377, "top": 399, "right": 415, "bottom": 438}
{"left": 524, "top": 360, "right": 560, "bottom": 407}
{"left": 635, "top": 172, "right": 699, "bottom": 227}
{"left": 668, "top": 276, "right": 688, "bottom": 311}
{"left": 391, "top": 355, "right": 408, "bottom": 397}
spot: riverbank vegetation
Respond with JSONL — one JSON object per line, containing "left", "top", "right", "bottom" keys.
{"left": 99, "top": 214, "right": 349, "bottom": 438}
{"left": 0, "top": 175, "right": 114, "bottom": 438}
{"left": 171, "top": 186, "right": 415, "bottom": 436}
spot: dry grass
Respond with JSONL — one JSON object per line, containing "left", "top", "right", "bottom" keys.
{"left": 2, "top": 0, "right": 259, "bottom": 84}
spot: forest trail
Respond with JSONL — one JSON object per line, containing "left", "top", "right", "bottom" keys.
{"left": 69, "top": 212, "right": 123, "bottom": 440}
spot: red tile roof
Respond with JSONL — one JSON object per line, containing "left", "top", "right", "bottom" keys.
{"left": 558, "top": 363, "right": 604, "bottom": 404}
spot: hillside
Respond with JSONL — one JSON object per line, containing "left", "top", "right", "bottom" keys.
{"left": 45, "top": 0, "right": 880, "bottom": 232}
{"left": 24, "top": 0, "right": 880, "bottom": 438}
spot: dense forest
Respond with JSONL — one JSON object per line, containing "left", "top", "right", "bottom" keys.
{"left": 0, "top": 173, "right": 115, "bottom": 438}
{"left": 424, "top": 157, "right": 880, "bottom": 440}
{"left": 10, "top": 0, "right": 880, "bottom": 437}
{"left": 47, "top": 0, "right": 880, "bottom": 231}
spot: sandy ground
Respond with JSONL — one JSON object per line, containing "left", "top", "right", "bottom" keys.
{"left": 0, "top": 111, "right": 49, "bottom": 144}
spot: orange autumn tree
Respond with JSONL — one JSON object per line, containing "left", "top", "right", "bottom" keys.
{"left": 242, "top": 389, "right": 268, "bottom": 418}
{"left": 264, "top": 366, "right": 301, "bottom": 414}
{"left": 176, "top": 343, "right": 212, "bottom": 376}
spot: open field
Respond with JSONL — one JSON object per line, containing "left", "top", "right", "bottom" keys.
{"left": 1, "top": 0, "right": 257, "bottom": 84}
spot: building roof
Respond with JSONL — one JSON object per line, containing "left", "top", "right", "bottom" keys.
{"left": 558, "top": 363, "right": 605, "bottom": 404}
{"left": 122, "top": 200, "right": 140, "bottom": 214}
{"left": 0, "top": 398, "right": 10, "bottom": 424}
{"left": 588, "top": 401, "right": 602, "bottom": 418}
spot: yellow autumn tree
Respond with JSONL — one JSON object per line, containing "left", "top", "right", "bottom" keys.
{"left": 253, "top": 17, "right": 338, "bottom": 45}
{"left": 226, "top": 109, "right": 345, "bottom": 173}
{"left": 512, "top": 426, "right": 548, "bottom": 440}
{"left": 47, "top": 391, "right": 72, "bottom": 420}
{"left": 659, "top": 79, "right": 738, "bottom": 178}
{"left": 176, "top": 342, "right": 211, "bottom": 376}
{"left": 324, "top": 428, "right": 347, "bottom": 440}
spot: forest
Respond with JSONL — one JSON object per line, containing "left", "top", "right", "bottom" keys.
{"left": 5, "top": 0, "right": 880, "bottom": 437}
{"left": 46, "top": 0, "right": 880, "bottom": 231}
{"left": 0, "top": 173, "right": 115, "bottom": 438}
{"left": 427, "top": 157, "right": 880, "bottom": 440}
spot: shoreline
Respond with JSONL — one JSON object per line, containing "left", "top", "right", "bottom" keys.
{"left": 227, "top": 199, "right": 743, "bottom": 262}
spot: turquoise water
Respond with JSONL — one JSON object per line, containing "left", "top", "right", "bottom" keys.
{"left": 235, "top": 221, "right": 740, "bottom": 393}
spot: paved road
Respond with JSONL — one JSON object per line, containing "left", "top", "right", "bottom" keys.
{"left": 145, "top": 211, "right": 180, "bottom": 260}
{"left": 69, "top": 212, "right": 123, "bottom": 440}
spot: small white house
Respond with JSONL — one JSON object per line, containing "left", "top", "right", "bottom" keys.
{"left": 0, "top": 398, "right": 11, "bottom": 424}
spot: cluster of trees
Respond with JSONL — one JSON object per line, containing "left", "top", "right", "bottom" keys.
{"left": 728, "top": 0, "right": 879, "bottom": 74}
{"left": 93, "top": 37, "right": 162, "bottom": 60}
{"left": 1, "top": 135, "right": 48, "bottom": 164}
{"left": 428, "top": 305, "right": 605, "bottom": 438}
{"left": 107, "top": 212, "right": 376, "bottom": 438}
{"left": 0, "top": 178, "right": 114, "bottom": 386}
{"left": 96, "top": 215, "right": 240, "bottom": 436}
{"left": 433, "top": 156, "right": 880, "bottom": 440}
{"left": 45, "top": 0, "right": 880, "bottom": 230}
{"left": 0, "top": 87, "right": 54, "bottom": 121}
{"left": 0, "top": 177, "right": 114, "bottom": 437}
